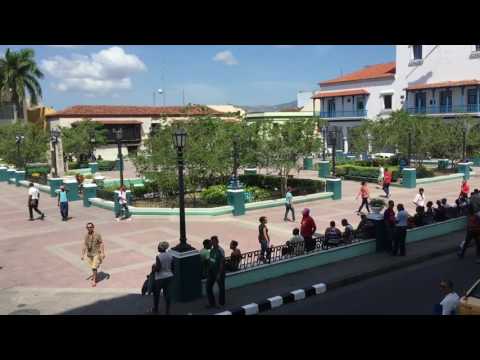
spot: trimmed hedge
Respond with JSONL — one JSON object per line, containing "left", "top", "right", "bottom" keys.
{"left": 239, "top": 174, "right": 325, "bottom": 195}
{"left": 336, "top": 165, "right": 400, "bottom": 182}
{"left": 25, "top": 164, "right": 50, "bottom": 176}
{"left": 98, "top": 160, "right": 116, "bottom": 171}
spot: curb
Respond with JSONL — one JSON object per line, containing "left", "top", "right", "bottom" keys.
{"left": 214, "top": 245, "right": 458, "bottom": 315}
{"left": 215, "top": 283, "right": 327, "bottom": 315}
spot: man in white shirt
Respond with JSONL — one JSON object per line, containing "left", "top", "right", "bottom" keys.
{"left": 378, "top": 166, "right": 384, "bottom": 186}
{"left": 28, "top": 183, "right": 45, "bottom": 221}
{"left": 151, "top": 241, "right": 174, "bottom": 314}
{"left": 413, "top": 188, "right": 426, "bottom": 208}
{"left": 439, "top": 280, "right": 460, "bottom": 315}
{"left": 116, "top": 185, "right": 131, "bottom": 221}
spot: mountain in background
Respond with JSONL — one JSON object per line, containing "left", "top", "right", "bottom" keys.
{"left": 236, "top": 100, "right": 298, "bottom": 113}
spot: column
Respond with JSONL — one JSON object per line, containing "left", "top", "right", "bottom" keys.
{"left": 303, "top": 156, "right": 313, "bottom": 170}
{"left": 7, "top": 169, "right": 16, "bottom": 184}
{"left": 170, "top": 250, "right": 202, "bottom": 302}
{"left": 48, "top": 178, "right": 63, "bottom": 198}
{"left": 367, "top": 212, "right": 387, "bottom": 253}
{"left": 326, "top": 178, "right": 342, "bottom": 200}
{"left": 89, "top": 162, "right": 98, "bottom": 174}
{"left": 82, "top": 183, "right": 97, "bottom": 207}
{"left": 63, "top": 179, "right": 80, "bottom": 201}
{"left": 227, "top": 188, "right": 246, "bottom": 216}
{"left": 15, "top": 170, "right": 25, "bottom": 186}
{"left": 458, "top": 162, "right": 472, "bottom": 180}
{"left": 0, "top": 166, "right": 7, "bottom": 182}
{"left": 318, "top": 160, "right": 330, "bottom": 178}
{"left": 402, "top": 168, "right": 416, "bottom": 188}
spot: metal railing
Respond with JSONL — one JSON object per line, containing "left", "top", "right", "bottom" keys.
{"left": 407, "top": 104, "right": 480, "bottom": 115}
{"left": 224, "top": 234, "right": 368, "bottom": 273}
{"left": 315, "top": 110, "right": 367, "bottom": 119}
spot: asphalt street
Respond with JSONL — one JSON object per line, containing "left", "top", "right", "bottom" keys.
{"left": 265, "top": 252, "right": 480, "bottom": 315}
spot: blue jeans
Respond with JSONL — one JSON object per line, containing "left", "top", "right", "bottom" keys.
{"left": 116, "top": 203, "right": 130, "bottom": 219}
{"left": 259, "top": 240, "right": 271, "bottom": 263}
{"left": 60, "top": 202, "right": 68, "bottom": 220}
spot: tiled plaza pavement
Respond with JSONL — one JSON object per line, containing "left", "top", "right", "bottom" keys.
{"left": 0, "top": 170, "right": 478, "bottom": 314}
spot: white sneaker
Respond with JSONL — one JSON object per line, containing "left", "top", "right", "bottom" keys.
{"left": 127, "top": 218, "right": 132, "bottom": 222}
{"left": 116, "top": 218, "right": 120, "bottom": 222}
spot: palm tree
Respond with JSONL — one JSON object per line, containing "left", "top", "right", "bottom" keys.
{"left": 0, "top": 48, "right": 44, "bottom": 119}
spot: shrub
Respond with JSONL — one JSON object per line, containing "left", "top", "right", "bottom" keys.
{"left": 239, "top": 174, "right": 325, "bottom": 194}
{"left": 370, "top": 198, "right": 386, "bottom": 207}
{"left": 200, "top": 185, "right": 228, "bottom": 205}
{"left": 416, "top": 165, "right": 435, "bottom": 179}
{"left": 245, "top": 186, "right": 272, "bottom": 201}
{"left": 98, "top": 160, "right": 116, "bottom": 171}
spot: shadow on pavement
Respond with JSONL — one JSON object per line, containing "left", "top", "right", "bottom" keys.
{"left": 59, "top": 294, "right": 154, "bottom": 315}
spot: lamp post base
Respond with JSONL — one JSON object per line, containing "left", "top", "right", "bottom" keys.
{"left": 170, "top": 249, "right": 202, "bottom": 302}
{"left": 171, "top": 242, "right": 196, "bottom": 252}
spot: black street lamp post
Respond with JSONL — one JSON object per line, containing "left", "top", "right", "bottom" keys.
{"left": 329, "top": 128, "right": 338, "bottom": 177}
{"left": 232, "top": 134, "right": 240, "bottom": 189}
{"left": 172, "top": 128, "right": 194, "bottom": 252}
{"left": 51, "top": 129, "right": 60, "bottom": 178}
{"left": 89, "top": 132, "right": 96, "bottom": 162}
{"left": 322, "top": 126, "right": 327, "bottom": 161}
{"left": 462, "top": 123, "right": 468, "bottom": 162}
{"left": 113, "top": 128, "right": 124, "bottom": 188}
{"left": 15, "top": 134, "right": 25, "bottom": 169}
{"left": 407, "top": 131, "right": 412, "bottom": 167}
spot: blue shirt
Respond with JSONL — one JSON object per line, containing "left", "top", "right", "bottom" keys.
{"left": 59, "top": 190, "right": 68, "bottom": 203}
{"left": 396, "top": 210, "right": 408, "bottom": 227}
{"left": 285, "top": 192, "right": 293, "bottom": 205}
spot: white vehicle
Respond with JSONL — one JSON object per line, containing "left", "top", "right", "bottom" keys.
{"left": 372, "top": 153, "right": 395, "bottom": 159}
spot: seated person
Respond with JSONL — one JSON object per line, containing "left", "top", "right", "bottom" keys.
{"left": 356, "top": 213, "right": 375, "bottom": 239}
{"left": 225, "top": 240, "right": 242, "bottom": 272}
{"left": 413, "top": 206, "right": 426, "bottom": 227}
{"left": 457, "top": 194, "right": 469, "bottom": 216}
{"left": 285, "top": 228, "right": 305, "bottom": 256}
{"left": 324, "top": 221, "right": 342, "bottom": 246}
{"left": 341, "top": 219, "right": 354, "bottom": 244}
{"left": 424, "top": 201, "right": 435, "bottom": 225}
{"left": 407, "top": 215, "right": 416, "bottom": 229}
{"left": 434, "top": 200, "right": 447, "bottom": 222}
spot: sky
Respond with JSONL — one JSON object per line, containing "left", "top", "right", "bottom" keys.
{"left": 0, "top": 45, "right": 395, "bottom": 110}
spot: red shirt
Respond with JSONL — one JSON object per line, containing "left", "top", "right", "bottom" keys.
{"left": 383, "top": 171, "right": 392, "bottom": 185}
{"left": 461, "top": 182, "right": 470, "bottom": 195}
{"left": 300, "top": 216, "right": 316, "bottom": 238}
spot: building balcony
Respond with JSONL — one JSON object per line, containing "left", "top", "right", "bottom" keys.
{"left": 406, "top": 104, "right": 480, "bottom": 116}
{"left": 315, "top": 109, "right": 367, "bottom": 119}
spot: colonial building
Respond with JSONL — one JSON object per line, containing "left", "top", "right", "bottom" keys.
{"left": 312, "top": 45, "right": 480, "bottom": 153}
{"left": 46, "top": 105, "right": 238, "bottom": 160}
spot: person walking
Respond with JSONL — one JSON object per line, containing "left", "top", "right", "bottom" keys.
{"left": 206, "top": 235, "right": 225, "bottom": 309}
{"left": 383, "top": 168, "right": 392, "bottom": 198}
{"left": 300, "top": 208, "right": 317, "bottom": 252}
{"left": 116, "top": 185, "right": 131, "bottom": 221}
{"left": 383, "top": 200, "right": 395, "bottom": 253}
{"left": 458, "top": 206, "right": 480, "bottom": 263}
{"left": 284, "top": 187, "right": 295, "bottom": 222}
{"left": 436, "top": 280, "right": 460, "bottom": 315}
{"left": 81, "top": 222, "right": 105, "bottom": 287}
{"left": 460, "top": 179, "right": 470, "bottom": 198}
{"left": 57, "top": 185, "right": 69, "bottom": 221}
{"left": 356, "top": 181, "right": 370, "bottom": 214}
{"left": 151, "top": 241, "right": 173, "bottom": 315}
{"left": 393, "top": 203, "right": 408, "bottom": 256}
{"left": 258, "top": 216, "right": 271, "bottom": 263}
{"left": 378, "top": 165, "right": 384, "bottom": 186}
{"left": 413, "top": 188, "right": 426, "bottom": 208}
{"left": 27, "top": 182, "right": 45, "bottom": 221}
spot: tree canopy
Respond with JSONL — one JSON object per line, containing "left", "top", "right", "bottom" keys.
{"left": 60, "top": 119, "right": 107, "bottom": 163}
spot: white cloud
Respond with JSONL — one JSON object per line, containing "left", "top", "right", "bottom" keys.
{"left": 213, "top": 50, "right": 238, "bottom": 65}
{"left": 47, "top": 45, "right": 84, "bottom": 48}
{"left": 41, "top": 46, "right": 147, "bottom": 94}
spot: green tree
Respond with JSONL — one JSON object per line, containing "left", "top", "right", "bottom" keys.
{"left": 60, "top": 119, "right": 107, "bottom": 164}
{"left": 0, "top": 122, "right": 49, "bottom": 167}
{"left": 0, "top": 48, "right": 44, "bottom": 117}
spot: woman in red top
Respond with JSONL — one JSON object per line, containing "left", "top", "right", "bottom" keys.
{"left": 460, "top": 180, "right": 470, "bottom": 198}
{"left": 300, "top": 208, "right": 317, "bottom": 252}
{"left": 383, "top": 168, "right": 392, "bottom": 198}
{"left": 356, "top": 181, "right": 370, "bottom": 214}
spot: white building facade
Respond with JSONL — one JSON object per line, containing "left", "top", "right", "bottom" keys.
{"left": 312, "top": 45, "right": 480, "bottom": 153}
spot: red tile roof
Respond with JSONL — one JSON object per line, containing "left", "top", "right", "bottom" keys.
{"left": 93, "top": 120, "right": 143, "bottom": 125}
{"left": 46, "top": 105, "right": 223, "bottom": 118}
{"left": 319, "top": 62, "right": 396, "bottom": 86}
{"left": 312, "top": 89, "right": 369, "bottom": 99}
{"left": 406, "top": 79, "right": 480, "bottom": 91}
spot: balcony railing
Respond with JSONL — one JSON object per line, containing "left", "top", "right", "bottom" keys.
{"left": 315, "top": 109, "right": 367, "bottom": 119}
{"left": 407, "top": 104, "right": 480, "bottom": 115}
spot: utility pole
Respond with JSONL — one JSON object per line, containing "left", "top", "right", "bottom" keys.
{"left": 407, "top": 131, "right": 412, "bottom": 167}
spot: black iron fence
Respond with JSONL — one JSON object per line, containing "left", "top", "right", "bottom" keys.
{"left": 224, "top": 234, "right": 368, "bottom": 273}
